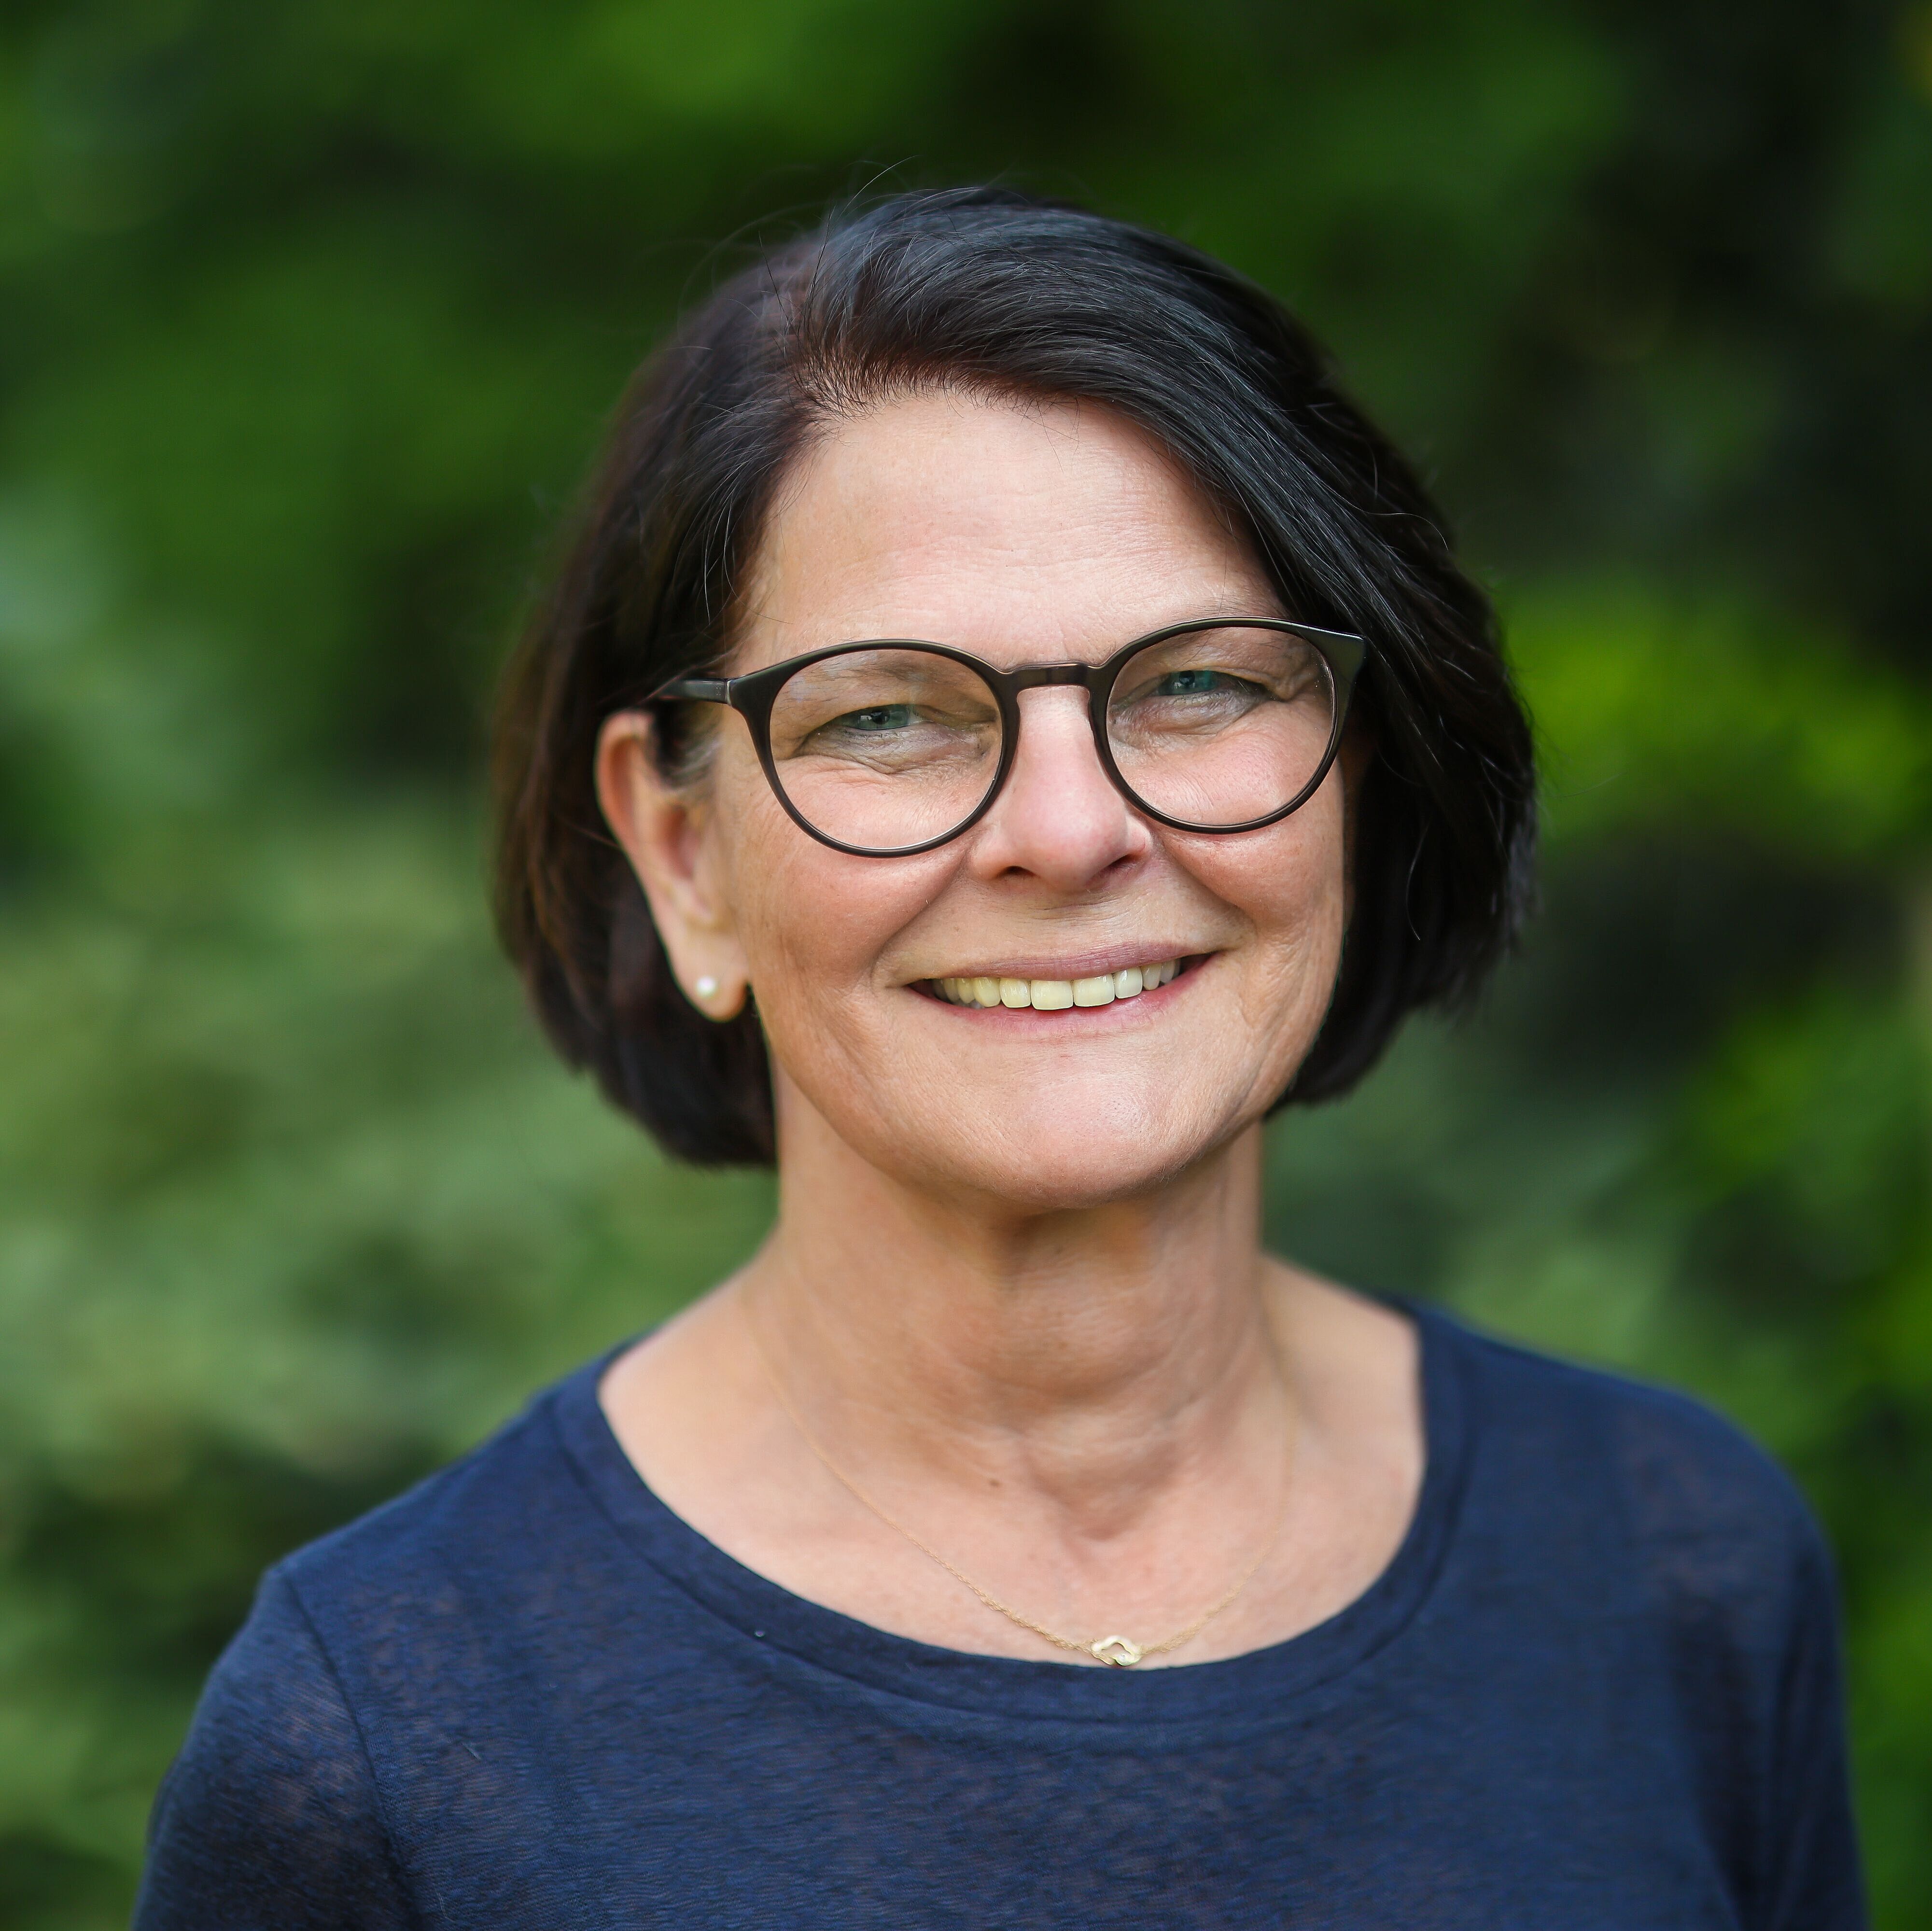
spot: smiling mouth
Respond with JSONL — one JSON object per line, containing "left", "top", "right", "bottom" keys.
{"left": 923, "top": 956, "right": 1190, "bottom": 1012}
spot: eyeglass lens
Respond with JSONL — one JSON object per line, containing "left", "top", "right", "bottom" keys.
{"left": 763, "top": 626, "right": 1338, "bottom": 851}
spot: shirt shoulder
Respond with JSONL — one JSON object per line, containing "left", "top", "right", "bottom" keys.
{"left": 139, "top": 1367, "right": 617, "bottom": 1926}
{"left": 273, "top": 1363, "right": 606, "bottom": 1632}
{"left": 135, "top": 1568, "right": 414, "bottom": 1928}
{"left": 1429, "top": 1312, "right": 1862, "bottom": 1928}
{"left": 1436, "top": 1309, "right": 1828, "bottom": 1597}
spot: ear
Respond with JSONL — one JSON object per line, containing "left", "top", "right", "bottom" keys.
{"left": 595, "top": 713, "right": 750, "bottom": 1020}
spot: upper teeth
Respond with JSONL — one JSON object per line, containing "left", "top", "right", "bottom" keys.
{"left": 929, "top": 960, "right": 1182, "bottom": 1009}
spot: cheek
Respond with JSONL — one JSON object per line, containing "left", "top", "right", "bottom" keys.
{"left": 708, "top": 742, "right": 938, "bottom": 1005}
{"left": 1201, "top": 797, "right": 1351, "bottom": 1109}
{"left": 1186, "top": 776, "right": 1349, "bottom": 964}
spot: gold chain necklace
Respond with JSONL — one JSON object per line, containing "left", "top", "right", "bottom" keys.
{"left": 744, "top": 1290, "right": 1295, "bottom": 1668}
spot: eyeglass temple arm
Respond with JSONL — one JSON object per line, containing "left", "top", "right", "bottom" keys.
{"left": 654, "top": 677, "right": 730, "bottom": 702}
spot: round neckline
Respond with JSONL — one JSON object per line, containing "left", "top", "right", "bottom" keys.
{"left": 551, "top": 1299, "right": 1472, "bottom": 1734}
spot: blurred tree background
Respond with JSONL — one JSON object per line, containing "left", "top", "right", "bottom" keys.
{"left": 0, "top": 0, "right": 1927, "bottom": 1921}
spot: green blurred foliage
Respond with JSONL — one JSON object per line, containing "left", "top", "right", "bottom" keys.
{"left": 0, "top": 0, "right": 1927, "bottom": 1922}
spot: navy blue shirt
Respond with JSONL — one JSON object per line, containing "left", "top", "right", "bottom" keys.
{"left": 136, "top": 1306, "right": 1864, "bottom": 1928}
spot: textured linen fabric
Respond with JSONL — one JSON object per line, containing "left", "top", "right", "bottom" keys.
{"left": 136, "top": 1305, "right": 1865, "bottom": 1929}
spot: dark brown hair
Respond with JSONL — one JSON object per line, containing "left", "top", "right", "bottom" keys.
{"left": 493, "top": 188, "right": 1536, "bottom": 1164}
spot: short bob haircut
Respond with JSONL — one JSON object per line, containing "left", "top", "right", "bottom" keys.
{"left": 494, "top": 188, "right": 1536, "bottom": 1165}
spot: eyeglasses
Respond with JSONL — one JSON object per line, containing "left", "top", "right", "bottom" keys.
{"left": 653, "top": 617, "right": 1366, "bottom": 857}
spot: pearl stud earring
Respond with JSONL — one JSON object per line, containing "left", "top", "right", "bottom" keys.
{"left": 695, "top": 976, "right": 718, "bottom": 1000}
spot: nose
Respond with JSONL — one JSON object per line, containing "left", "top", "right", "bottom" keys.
{"left": 965, "top": 686, "right": 1153, "bottom": 887}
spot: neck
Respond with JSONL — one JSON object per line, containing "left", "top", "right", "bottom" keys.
{"left": 743, "top": 1087, "right": 1285, "bottom": 1536}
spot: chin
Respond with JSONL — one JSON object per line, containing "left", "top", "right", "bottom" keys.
{"left": 921, "top": 1147, "right": 1198, "bottom": 1213}
{"left": 881, "top": 1087, "right": 1246, "bottom": 1211}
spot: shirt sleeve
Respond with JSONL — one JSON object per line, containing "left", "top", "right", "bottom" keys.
{"left": 1608, "top": 1374, "right": 1867, "bottom": 1930}
{"left": 135, "top": 1567, "right": 417, "bottom": 1931}
{"left": 1759, "top": 1523, "right": 1866, "bottom": 1931}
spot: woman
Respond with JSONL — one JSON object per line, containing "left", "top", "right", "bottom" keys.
{"left": 138, "top": 190, "right": 1863, "bottom": 1928}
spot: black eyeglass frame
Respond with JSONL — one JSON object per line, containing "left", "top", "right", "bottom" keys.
{"left": 651, "top": 616, "right": 1367, "bottom": 858}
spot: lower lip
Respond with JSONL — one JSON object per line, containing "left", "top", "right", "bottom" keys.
{"left": 914, "top": 958, "right": 1208, "bottom": 1028}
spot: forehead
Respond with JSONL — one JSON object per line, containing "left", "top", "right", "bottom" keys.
{"left": 732, "top": 391, "right": 1278, "bottom": 671}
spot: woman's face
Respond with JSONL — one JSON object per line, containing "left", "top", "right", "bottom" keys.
{"left": 621, "top": 392, "right": 1352, "bottom": 1208}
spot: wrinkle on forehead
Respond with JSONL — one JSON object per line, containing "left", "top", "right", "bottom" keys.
{"left": 730, "top": 391, "right": 1277, "bottom": 673}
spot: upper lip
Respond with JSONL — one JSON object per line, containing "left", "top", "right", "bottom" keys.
{"left": 904, "top": 946, "right": 1207, "bottom": 984}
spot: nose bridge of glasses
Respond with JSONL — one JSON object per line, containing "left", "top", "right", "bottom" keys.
{"left": 992, "top": 675, "right": 1139, "bottom": 851}
{"left": 1007, "top": 669, "right": 1106, "bottom": 762}
{"left": 1007, "top": 662, "right": 1101, "bottom": 694}
{"left": 1006, "top": 664, "right": 1107, "bottom": 754}
{"left": 1000, "top": 674, "right": 1120, "bottom": 822}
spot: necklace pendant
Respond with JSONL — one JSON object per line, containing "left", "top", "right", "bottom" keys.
{"left": 1090, "top": 1635, "right": 1144, "bottom": 1668}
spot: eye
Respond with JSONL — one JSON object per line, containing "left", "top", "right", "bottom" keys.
{"left": 842, "top": 704, "right": 916, "bottom": 732}
{"left": 1155, "top": 669, "right": 1239, "bottom": 697}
